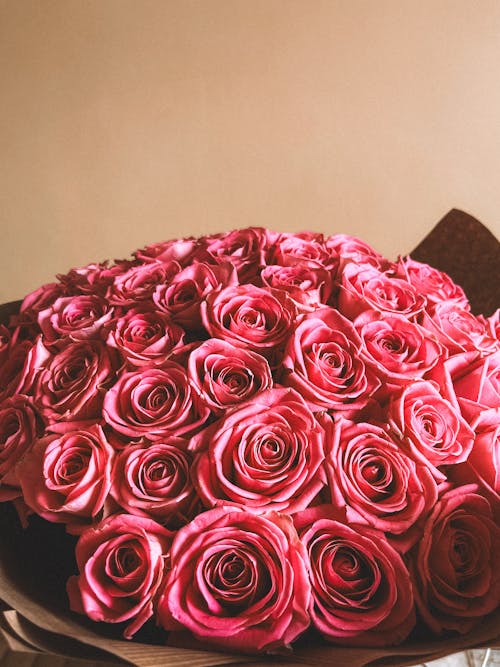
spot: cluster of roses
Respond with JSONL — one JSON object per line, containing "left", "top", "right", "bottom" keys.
{"left": 0, "top": 227, "right": 498, "bottom": 653}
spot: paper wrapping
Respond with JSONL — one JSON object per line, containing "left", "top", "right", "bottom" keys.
{"left": 0, "top": 209, "right": 498, "bottom": 667}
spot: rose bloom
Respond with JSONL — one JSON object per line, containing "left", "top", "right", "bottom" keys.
{"left": 421, "top": 302, "right": 498, "bottom": 356}
{"left": 38, "top": 294, "right": 114, "bottom": 343}
{"left": 326, "top": 418, "right": 438, "bottom": 552}
{"left": 260, "top": 264, "right": 333, "bottom": 312}
{"left": 0, "top": 338, "right": 33, "bottom": 401}
{"left": 17, "top": 337, "right": 115, "bottom": 431}
{"left": 448, "top": 349, "right": 500, "bottom": 423}
{"left": 282, "top": 307, "right": 379, "bottom": 414}
{"left": 201, "top": 285, "right": 296, "bottom": 360}
{"left": 467, "top": 409, "right": 500, "bottom": 497}
{"left": 135, "top": 236, "right": 205, "bottom": 266}
{"left": 67, "top": 513, "right": 173, "bottom": 639}
{"left": 338, "top": 264, "right": 426, "bottom": 321}
{"left": 103, "top": 363, "right": 209, "bottom": 440}
{"left": 410, "top": 485, "right": 500, "bottom": 635}
{"left": 0, "top": 395, "right": 42, "bottom": 501}
{"left": 107, "top": 308, "right": 186, "bottom": 368}
{"left": 397, "top": 257, "right": 469, "bottom": 309}
{"left": 296, "top": 506, "right": 415, "bottom": 646}
{"left": 204, "top": 227, "right": 269, "bottom": 282}
{"left": 188, "top": 338, "right": 273, "bottom": 414}
{"left": 355, "top": 311, "right": 442, "bottom": 398}
{"left": 388, "top": 380, "right": 474, "bottom": 478}
{"left": 58, "top": 259, "right": 137, "bottom": 296}
{"left": 325, "top": 234, "right": 388, "bottom": 273}
{"left": 15, "top": 282, "right": 66, "bottom": 334}
{"left": 110, "top": 438, "right": 197, "bottom": 528}
{"left": 153, "top": 261, "right": 237, "bottom": 331}
{"left": 106, "top": 261, "right": 181, "bottom": 307}
{"left": 157, "top": 506, "right": 310, "bottom": 652}
{"left": 191, "top": 387, "right": 326, "bottom": 514}
{"left": 270, "top": 231, "right": 335, "bottom": 270}
{"left": 16, "top": 425, "right": 114, "bottom": 530}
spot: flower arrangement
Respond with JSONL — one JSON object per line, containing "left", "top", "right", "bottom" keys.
{"left": 0, "top": 210, "right": 498, "bottom": 665}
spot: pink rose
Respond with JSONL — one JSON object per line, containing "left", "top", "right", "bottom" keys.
{"left": 355, "top": 311, "right": 442, "bottom": 398}
{"left": 421, "top": 302, "right": 497, "bottom": 355}
{"left": 107, "top": 308, "right": 186, "bottom": 368}
{"left": 38, "top": 295, "right": 114, "bottom": 342}
{"left": 157, "top": 506, "right": 310, "bottom": 652}
{"left": 106, "top": 261, "right": 180, "bottom": 307}
{"left": 260, "top": 264, "right": 333, "bottom": 312}
{"left": 388, "top": 380, "right": 474, "bottom": 477}
{"left": 270, "top": 231, "right": 335, "bottom": 269}
{"left": 0, "top": 338, "right": 33, "bottom": 401}
{"left": 339, "top": 265, "right": 426, "bottom": 320}
{"left": 103, "top": 363, "right": 209, "bottom": 440}
{"left": 326, "top": 418, "right": 438, "bottom": 551}
{"left": 110, "top": 438, "right": 197, "bottom": 527}
{"left": 467, "top": 409, "right": 500, "bottom": 496}
{"left": 205, "top": 227, "right": 269, "bottom": 282}
{"left": 0, "top": 325, "right": 11, "bottom": 366}
{"left": 58, "top": 259, "right": 136, "bottom": 296}
{"left": 17, "top": 425, "right": 114, "bottom": 530}
{"left": 187, "top": 338, "right": 272, "bottom": 414}
{"left": 153, "top": 262, "right": 237, "bottom": 331}
{"left": 67, "top": 513, "right": 172, "bottom": 638}
{"left": 485, "top": 308, "right": 500, "bottom": 341}
{"left": 0, "top": 395, "right": 42, "bottom": 501}
{"left": 450, "top": 350, "right": 500, "bottom": 422}
{"left": 17, "top": 282, "right": 66, "bottom": 329}
{"left": 282, "top": 307, "right": 379, "bottom": 414}
{"left": 20, "top": 337, "right": 115, "bottom": 431}
{"left": 325, "top": 234, "right": 388, "bottom": 273}
{"left": 398, "top": 257, "right": 469, "bottom": 309}
{"left": 191, "top": 388, "right": 326, "bottom": 514}
{"left": 134, "top": 236, "right": 203, "bottom": 265}
{"left": 201, "top": 285, "right": 295, "bottom": 361}
{"left": 296, "top": 506, "right": 415, "bottom": 646}
{"left": 410, "top": 485, "right": 500, "bottom": 634}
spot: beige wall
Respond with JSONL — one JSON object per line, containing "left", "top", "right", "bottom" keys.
{"left": 1, "top": 0, "right": 499, "bottom": 303}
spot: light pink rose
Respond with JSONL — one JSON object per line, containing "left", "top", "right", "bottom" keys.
{"left": 410, "top": 485, "right": 500, "bottom": 635}
{"left": 326, "top": 417, "right": 438, "bottom": 552}
{"left": 153, "top": 261, "right": 237, "bottom": 331}
{"left": 421, "top": 302, "right": 497, "bottom": 355}
{"left": 103, "top": 363, "right": 209, "bottom": 440}
{"left": 17, "top": 425, "right": 114, "bottom": 530}
{"left": 355, "top": 311, "right": 442, "bottom": 398}
{"left": 282, "top": 307, "right": 380, "bottom": 414}
{"left": 260, "top": 264, "right": 333, "bottom": 312}
{"left": 398, "top": 257, "right": 469, "bottom": 309}
{"left": 157, "top": 506, "right": 310, "bottom": 652}
{"left": 110, "top": 438, "right": 197, "bottom": 527}
{"left": 191, "top": 387, "right": 326, "bottom": 514}
{"left": 188, "top": 338, "right": 272, "bottom": 414}
{"left": 38, "top": 295, "right": 114, "bottom": 342}
{"left": 204, "top": 227, "right": 269, "bottom": 282}
{"left": 107, "top": 308, "right": 186, "bottom": 368}
{"left": 67, "top": 513, "right": 173, "bottom": 638}
{"left": 201, "top": 285, "right": 296, "bottom": 361}
{"left": 338, "top": 265, "right": 426, "bottom": 320}
{"left": 106, "top": 261, "right": 180, "bottom": 307}
{"left": 388, "top": 380, "right": 474, "bottom": 477}
{"left": 0, "top": 395, "right": 43, "bottom": 501}
{"left": 296, "top": 506, "right": 415, "bottom": 646}
{"left": 19, "top": 337, "right": 115, "bottom": 431}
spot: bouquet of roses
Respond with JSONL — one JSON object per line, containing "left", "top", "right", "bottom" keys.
{"left": 0, "top": 209, "right": 498, "bottom": 664}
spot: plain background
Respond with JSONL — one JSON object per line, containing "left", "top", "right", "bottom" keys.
{"left": 1, "top": 0, "right": 500, "bottom": 303}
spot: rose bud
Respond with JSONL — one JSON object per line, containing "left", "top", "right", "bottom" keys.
{"left": 270, "top": 231, "right": 335, "bottom": 269}
{"left": 106, "top": 260, "right": 181, "bottom": 307}
{"left": 38, "top": 294, "right": 114, "bottom": 343}
{"left": 325, "top": 233, "right": 388, "bottom": 273}
{"left": 260, "top": 264, "right": 333, "bottom": 312}
{"left": 157, "top": 506, "right": 310, "bottom": 652}
{"left": 67, "top": 513, "right": 173, "bottom": 638}
{"left": 204, "top": 227, "right": 269, "bottom": 282}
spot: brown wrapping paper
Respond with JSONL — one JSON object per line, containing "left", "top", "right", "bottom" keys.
{"left": 0, "top": 209, "right": 499, "bottom": 667}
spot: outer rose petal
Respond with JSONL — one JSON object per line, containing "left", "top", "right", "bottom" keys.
{"left": 157, "top": 506, "right": 311, "bottom": 652}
